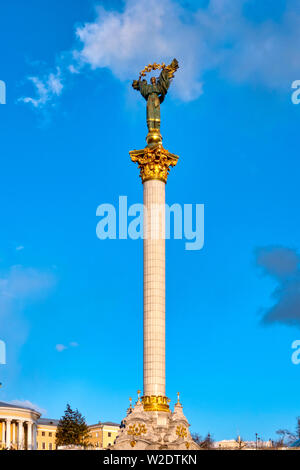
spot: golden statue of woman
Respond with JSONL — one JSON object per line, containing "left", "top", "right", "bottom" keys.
{"left": 132, "top": 59, "right": 179, "bottom": 133}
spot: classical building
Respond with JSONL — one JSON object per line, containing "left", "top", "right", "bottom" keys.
{"left": 88, "top": 422, "right": 120, "bottom": 449}
{"left": 0, "top": 401, "right": 119, "bottom": 450}
{"left": 0, "top": 401, "right": 40, "bottom": 450}
{"left": 37, "top": 418, "right": 59, "bottom": 450}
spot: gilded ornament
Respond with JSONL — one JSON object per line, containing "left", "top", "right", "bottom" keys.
{"left": 130, "top": 145, "right": 178, "bottom": 184}
{"left": 176, "top": 425, "right": 187, "bottom": 438}
{"left": 127, "top": 423, "right": 147, "bottom": 437}
{"left": 142, "top": 395, "right": 170, "bottom": 412}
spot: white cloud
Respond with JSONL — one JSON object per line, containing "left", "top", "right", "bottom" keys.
{"left": 55, "top": 341, "right": 79, "bottom": 352}
{"left": 56, "top": 344, "right": 67, "bottom": 352}
{"left": 16, "top": 246, "right": 24, "bottom": 251}
{"left": 74, "top": 0, "right": 204, "bottom": 101}
{"left": 9, "top": 400, "right": 47, "bottom": 415}
{"left": 20, "top": 67, "right": 64, "bottom": 108}
{"left": 74, "top": 0, "right": 300, "bottom": 98}
{"left": 0, "top": 265, "right": 55, "bottom": 318}
{"left": 20, "top": 0, "right": 300, "bottom": 107}
{"left": 0, "top": 265, "right": 56, "bottom": 376}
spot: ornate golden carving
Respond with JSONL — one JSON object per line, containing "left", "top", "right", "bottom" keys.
{"left": 185, "top": 442, "right": 190, "bottom": 449}
{"left": 142, "top": 395, "right": 170, "bottom": 412}
{"left": 130, "top": 440, "right": 136, "bottom": 447}
{"left": 127, "top": 423, "right": 147, "bottom": 437}
{"left": 130, "top": 145, "right": 178, "bottom": 184}
{"left": 176, "top": 425, "right": 187, "bottom": 438}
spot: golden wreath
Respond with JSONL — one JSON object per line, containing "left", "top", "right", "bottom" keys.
{"left": 139, "top": 62, "right": 165, "bottom": 78}
{"left": 138, "top": 60, "right": 178, "bottom": 80}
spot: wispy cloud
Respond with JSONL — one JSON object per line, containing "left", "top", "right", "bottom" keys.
{"left": 256, "top": 246, "right": 300, "bottom": 327}
{"left": 20, "top": 0, "right": 300, "bottom": 108}
{"left": 55, "top": 342, "right": 79, "bottom": 352}
{"left": 8, "top": 400, "right": 47, "bottom": 415}
{"left": 19, "top": 67, "right": 63, "bottom": 109}
{"left": 56, "top": 344, "right": 67, "bottom": 352}
{"left": 0, "top": 265, "right": 56, "bottom": 373}
{"left": 0, "top": 265, "right": 55, "bottom": 315}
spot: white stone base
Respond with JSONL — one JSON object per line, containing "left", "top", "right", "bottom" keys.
{"left": 113, "top": 399, "right": 199, "bottom": 450}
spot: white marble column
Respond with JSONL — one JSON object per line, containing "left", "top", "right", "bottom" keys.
{"left": 5, "top": 419, "right": 11, "bottom": 449}
{"left": 1, "top": 420, "right": 5, "bottom": 446}
{"left": 143, "top": 179, "right": 166, "bottom": 397}
{"left": 17, "top": 420, "right": 24, "bottom": 450}
{"left": 12, "top": 422, "right": 16, "bottom": 445}
{"left": 27, "top": 421, "right": 32, "bottom": 450}
{"left": 33, "top": 423, "right": 37, "bottom": 450}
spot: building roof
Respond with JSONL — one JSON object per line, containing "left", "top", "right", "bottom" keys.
{"left": 102, "top": 421, "right": 120, "bottom": 427}
{"left": 37, "top": 418, "right": 60, "bottom": 426}
{"left": 89, "top": 421, "right": 120, "bottom": 428}
{"left": 0, "top": 401, "right": 37, "bottom": 412}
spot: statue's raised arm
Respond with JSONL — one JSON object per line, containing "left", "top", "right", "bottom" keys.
{"left": 157, "top": 58, "right": 179, "bottom": 104}
{"left": 132, "top": 59, "right": 179, "bottom": 141}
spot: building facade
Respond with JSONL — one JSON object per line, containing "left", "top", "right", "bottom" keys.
{"left": 0, "top": 401, "right": 119, "bottom": 450}
{"left": 88, "top": 422, "right": 119, "bottom": 449}
{"left": 0, "top": 401, "right": 40, "bottom": 450}
{"left": 37, "top": 418, "right": 59, "bottom": 450}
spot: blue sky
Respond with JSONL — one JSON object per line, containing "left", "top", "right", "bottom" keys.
{"left": 0, "top": 0, "right": 300, "bottom": 441}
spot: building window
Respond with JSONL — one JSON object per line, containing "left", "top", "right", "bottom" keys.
{"left": 49, "top": 432, "right": 52, "bottom": 437}
{"left": 49, "top": 443, "right": 53, "bottom": 450}
{"left": 42, "top": 432, "right": 45, "bottom": 436}
{"left": 108, "top": 432, "right": 111, "bottom": 437}
{"left": 42, "top": 443, "right": 46, "bottom": 450}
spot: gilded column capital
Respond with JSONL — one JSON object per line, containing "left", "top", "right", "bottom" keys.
{"left": 130, "top": 144, "right": 178, "bottom": 184}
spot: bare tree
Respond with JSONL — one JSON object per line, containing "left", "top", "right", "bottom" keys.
{"left": 192, "top": 432, "right": 214, "bottom": 449}
{"left": 276, "top": 417, "right": 300, "bottom": 447}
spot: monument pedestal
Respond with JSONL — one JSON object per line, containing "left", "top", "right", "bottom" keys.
{"left": 113, "top": 396, "right": 199, "bottom": 450}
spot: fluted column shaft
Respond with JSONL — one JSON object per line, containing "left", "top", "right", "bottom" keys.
{"left": 5, "top": 419, "right": 11, "bottom": 449}
{"left": 143, "top": 179, "right": 166, "bottom": 397}
{"left": 17, "top": 420, "right": 24, "bottom": 450}
{"left": 1, "top": 420, "right": 5, "bottom": 446}
{"left": 33, "top": 423, "right": 37, "bottom": 450}
{"left": 27, "top": 421, "right": 32, "bottom": 450}
{"left": 12, "top": 422, "right": 16, "bottom": 445}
